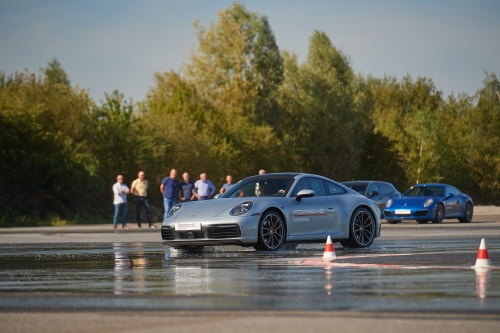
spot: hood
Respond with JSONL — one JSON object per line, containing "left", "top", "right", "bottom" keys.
{"left": 391, "top": 196, "right": 433, "bottom": 208}
{"left": 172, "top": 198, "right": 250, "bottom": 219}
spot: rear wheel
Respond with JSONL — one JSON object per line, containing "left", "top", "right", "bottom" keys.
{"left": 253, "top": 211, "right": 286, "bottom": 251}
{"left": 342, "top": 207, "right": 375, "bottom": 248}
{"left": 432, "top": 204, "right": 444, "bottom": 223}
{"left": 459, "top": 202, "right": 473, "bottom": 223}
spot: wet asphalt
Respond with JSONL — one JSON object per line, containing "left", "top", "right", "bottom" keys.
{"left": 1, "top": 216, "right": 499, "bottom": 313}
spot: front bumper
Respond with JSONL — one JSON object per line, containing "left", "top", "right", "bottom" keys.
{"left": 383, "top": 207, "right": 436, "bottom": 221}
{"left": 161, "top": 216, "right": 259, "bottom": 247}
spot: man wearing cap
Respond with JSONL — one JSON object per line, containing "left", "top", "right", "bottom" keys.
{"left": 131, "top": 171, "right": 154, "bottom": 228}
{"left": 194, "top": 173, "right": 216, "bottom": 201}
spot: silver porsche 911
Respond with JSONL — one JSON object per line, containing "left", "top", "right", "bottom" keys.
{"left": 161, "top": 173, "right": 381, "bottom": 251}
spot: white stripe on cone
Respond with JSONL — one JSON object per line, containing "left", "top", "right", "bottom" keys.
{"left": 472, "top": 238, "right": 492, "bottom": 269}
{"left": 323, "top": 235, "right": 336, "bottom": 259}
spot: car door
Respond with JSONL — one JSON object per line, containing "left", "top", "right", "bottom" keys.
{"left": 288, "top": 177, "right": 334, "bottom": 236}
{"left": 367, "top": 183, "right": 383, "bottom": 209}
{"left": 376, "top": 183, "right": 396, "bottom": 211}
{"left": 444, "top": 186, "right": 461, "bottom": 216}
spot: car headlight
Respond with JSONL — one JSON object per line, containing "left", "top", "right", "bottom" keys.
{"left": 386, "top": 199, "right": 392, "bottom": 208}
{"left": 423, "top": 199, "right": 433, "bottom": 207}
{"left": 231, "top": 201, "right": 253, "bottom": 216}
{"left": 167, "top": 204, "right": 182, "bottom": 218}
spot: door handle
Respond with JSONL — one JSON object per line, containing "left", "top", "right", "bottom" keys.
{"left": 327, "top": 206, "right": 334, "bottom": 210}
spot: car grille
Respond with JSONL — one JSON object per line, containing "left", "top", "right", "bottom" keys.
{"left": 384, "top": 211, "right": 393, "bottom": 217}
{"left": 209, "top": 225, "right": 241, "bottom": 239}
{"left": 161, "top": 227, "right": 175, "bottom": 240}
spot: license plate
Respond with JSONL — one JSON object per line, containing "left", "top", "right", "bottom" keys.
{"left": 395, "top": 209, "right": 411, "bottom": 215}
{"left": 175, "top": 222, "right": 201, "bottom": 231}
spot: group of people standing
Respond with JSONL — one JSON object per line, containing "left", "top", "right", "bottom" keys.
{"left": 112, "top": 170, "right": 237, "bottom": 229}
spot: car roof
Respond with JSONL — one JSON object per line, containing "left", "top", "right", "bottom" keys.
{"left": 411, "top": 183, "right": 449, "bottom": 187}
{"left": 342, "top": 180, "right": 393, "bottom": 185}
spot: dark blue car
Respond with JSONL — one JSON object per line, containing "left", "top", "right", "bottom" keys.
{"left": 383, "top": 183, "right": 473, "bottom": 224}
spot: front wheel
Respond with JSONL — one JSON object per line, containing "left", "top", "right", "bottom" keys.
{"left": 459, "top": 202, "right": 473, "bottom": 223}
{"left": 253, "top": 211, "right": 286, "bottom": 251}
{"left": 342, "top": 207, "right": 375, "bottom": 248}
{"left": 432, "top": 204, "right": 444, "bottom": 223}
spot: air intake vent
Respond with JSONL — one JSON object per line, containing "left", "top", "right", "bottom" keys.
{"left": 209, "top": 225, "right": 241, "bottom": 239}
{"left": 161, "top": 227, "right": 174, "bottom": 240}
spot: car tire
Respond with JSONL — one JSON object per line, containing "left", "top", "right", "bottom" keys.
{"left": 253, "top": 210, "right": 286, "bottom": 251}
{"left": 458, "top": 202, "right": 473, "bottom": 223}
{"left": 432, "top": 204, "right": 444, "bottom": 223}
{"left": 417, "top": 219, "right": 429, "bottom": 224}
{"left": 342, "top": 207, "right": 375, "bottom": 248}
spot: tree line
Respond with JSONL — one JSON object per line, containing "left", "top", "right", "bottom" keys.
{"left": 1, "top": 3, "right": 499, "bottom": 225}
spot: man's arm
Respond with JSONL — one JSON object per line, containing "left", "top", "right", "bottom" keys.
{"left": 130, "top": 180, "right": 136, "bottom": 195}
{"left": 209, "top": 181, "right": 216, "bottom": 197}
{"left": 190, "top": 186, "right": 196, "bottom": 201}
{"left": 160, "top": 184, "right": 165, "bottom": 195}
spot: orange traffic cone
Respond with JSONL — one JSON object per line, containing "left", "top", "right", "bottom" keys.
{"left": 472, "top": 238, "right": 492, "bottom": 269}
{"left": 323, "top": 235, "right": 336, "bottom": 259}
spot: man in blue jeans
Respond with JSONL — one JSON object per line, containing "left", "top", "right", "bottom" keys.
{"left": 112, "top": 174, "right": 130, "bottom": 229}
{"left": 160, "top": 169, "right": 179, "bottom": 221}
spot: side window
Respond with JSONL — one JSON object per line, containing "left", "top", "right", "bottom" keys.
{"left": 367, "top": 183, "right": 380, "bottom": 195}
{"left": 445, "top": 186, "right": 455, "bottom": 196}
{"left": 326, "top": 182, "right": 346, "bottom": 195}
{"left": 291, "top": 177, "right": 326, "bottom": 197}
{"left": 377, "top": 183, "right": 393, "bottom": 194}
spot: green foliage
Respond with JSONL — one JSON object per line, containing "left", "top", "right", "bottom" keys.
{"left": 43, "top": 58, "right": 70, "bottom": 86}
{"left": 2, "top": 2, "right": 500, "bottom": 226}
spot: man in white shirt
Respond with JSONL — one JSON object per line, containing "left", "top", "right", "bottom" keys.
{"left": 194, "top": 173, "right": 216, "bottom": 200}
{"left": 113, "top": 175, "right": 130, "bottom": 229}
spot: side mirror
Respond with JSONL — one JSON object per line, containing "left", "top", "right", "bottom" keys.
{"left": 296, "top": 189, "right": 315, "bottom": 202}
{"left": 213, "top": 194, "right": 221, "bottom": 199}
{"left": 446, "top": 193, "right": 454, "bottom": 199}
{"left": 397, "top": 193, "right": 403, "bottom": 198}
{"left": 369, "top": 190, "right": 379, "bottom": 198}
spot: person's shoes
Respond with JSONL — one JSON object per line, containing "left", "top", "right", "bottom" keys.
{"left": 113, "top": 225, "right": 117, "bottom": 229}
{"left": 138, "top": 225, "right": 141, "bottom": 229}
{"left": 149, "top": 225, "right": 156, "bottom": 229}
{"left": 123, "top": 225, "right": 130, "bottom": 229}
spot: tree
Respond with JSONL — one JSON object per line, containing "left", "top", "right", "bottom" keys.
{"left": 278, "top": 30, "right": 365, "bottom": 180}
{"left": 43, "top": 58, "right": 70, "bottom": 86}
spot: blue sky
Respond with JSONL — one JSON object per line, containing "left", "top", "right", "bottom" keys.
{"left": 1, "top": 0, "right": 498, "bottom": 103}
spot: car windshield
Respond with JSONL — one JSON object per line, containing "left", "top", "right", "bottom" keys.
{"left": 221, "top": 176, "right": 295, "bottom": 198}
{"left": 404, "top": 186, "right": 444, "bottom": 197}
{"left": 343, "top": 183, "right": 367, "bottom": 195}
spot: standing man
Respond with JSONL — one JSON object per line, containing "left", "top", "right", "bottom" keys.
{"left": 194, "top": 173, "right": 216, "bottom": 201}
{"left": 131, "top": 171, "right": 154, "bottom": 229}
{"left": 112, "top": 175, "right": 130, "bottom": 229}
{"left": 178, "top": 172, "right": 195, "bottom": 203}
{"left": 219, "top": 174, "right": 234, "bottom": 194}
{"left": 160, "top": 169, "right": 179, "bottom": 221}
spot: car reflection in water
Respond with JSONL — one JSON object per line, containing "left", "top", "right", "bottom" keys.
{"left": 113, "top": 242, "right": 147, "bottom": 295}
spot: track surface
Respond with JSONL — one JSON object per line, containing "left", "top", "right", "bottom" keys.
{"left": 1, "top": 216, "right": 500, "bottom": 332}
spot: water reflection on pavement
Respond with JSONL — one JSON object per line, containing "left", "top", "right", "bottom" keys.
{"left": 0, "top": 239, "right": 499, "bottom": 312}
